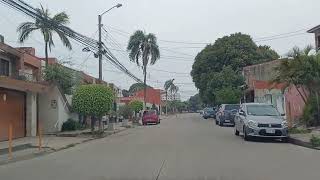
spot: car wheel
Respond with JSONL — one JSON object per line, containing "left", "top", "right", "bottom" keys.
{"left": 281, "top": 137, "right": 289, "bottom": 143}
{"left": 234, "top": 128, "right": 240, "bottom": 136}
{"left": 243, "top": 126, "right": 250, "bottom": 141}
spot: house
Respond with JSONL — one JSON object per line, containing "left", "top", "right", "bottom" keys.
{"left": 243, "top": 59, "right": 306, "bottom": 126}
{"left": 307, "top": 25, "right": 320, "bottom": 51}
{"left": 0, "top": 39, "right": 47, "bottom": 141}
{"left": 120, "top": 87, "right": 162, "bottom": 112}
{"left": 161, "top": 91, "right": 181, "bottom": 101}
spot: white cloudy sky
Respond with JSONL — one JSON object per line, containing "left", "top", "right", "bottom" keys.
{"left": 0, "top": 0, "right": 319, "bottom": 100}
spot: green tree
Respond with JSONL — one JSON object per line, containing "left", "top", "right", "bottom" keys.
{"left": 274, "top": 46, "right": 320, "bottom": 126}
{"left": 118, "top": 105, "right": 133, "bottom": 119}
{"left": 188, "top": 94, "right": 203, "bottom": 112}
{"left": 72, "top": 85, "right": 114, "bottom": 132}
{"left": 127, "top": 30, "right": 160, "bottom": 107}
{"left": 191, "top": 33, "right": 278, "bottom": 104}
{"left": 164, "top": 79, "right": 175, "bottom": 114}
{"left": 17, "top": 4, "right": 72, "bottom": 67}
{"left": 129, "top": 100, "right": 143, "bottom": 123}
{"left": 128, "top": 83, "right": 152, "bottom": 94}
{"left": 214, "top": 86, "right": 242, "bottom": 104}
{"left": 44, "top": 63, "right": 79, "bottom": 94}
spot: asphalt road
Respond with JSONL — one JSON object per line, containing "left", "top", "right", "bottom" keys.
{"left": 0, "top": 113, "right": 319, "bottom": 180}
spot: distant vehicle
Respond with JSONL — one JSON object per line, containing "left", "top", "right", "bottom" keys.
{"left": 142, "top": 110, "right": 160, "bottom": 125}
{"left": 203, "top": 107, "right": 215, "bottom": 119}
{"left": 216, "top": 104, "right": 240, "bottom": 126}
{"left": 234, "top": 103, "right": 288, "bottom": 142}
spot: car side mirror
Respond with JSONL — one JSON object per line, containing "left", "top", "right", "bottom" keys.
{"left": 239, "top": 110, "right": 246, "bottom": 116}
{"left": 280, "top": 113, "right": 285, "bottom": 116}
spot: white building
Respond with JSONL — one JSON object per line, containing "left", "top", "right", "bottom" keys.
{"left": 161, "top": 91, "right": 181, "bottom": 101}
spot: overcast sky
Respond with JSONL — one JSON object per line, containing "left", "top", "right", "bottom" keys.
{"left": 0, "top": 0, "right": 319, "bottom": 100}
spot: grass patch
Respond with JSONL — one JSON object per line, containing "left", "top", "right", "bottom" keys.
{"left": 288, "top": 128, "right": 312, "bottom": 134}
{"left": 310, "top": 135, "right": 320, "bottom": 147}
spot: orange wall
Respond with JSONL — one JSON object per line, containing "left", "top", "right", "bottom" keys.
{"left": 135, "top": 88, "right": 161, "bottom": 105}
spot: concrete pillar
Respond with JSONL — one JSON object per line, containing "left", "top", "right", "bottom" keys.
{"left": 26, "top": 92, "right": 37, "bottom": 136}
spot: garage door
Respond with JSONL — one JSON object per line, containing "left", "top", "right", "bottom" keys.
{"left": 0, "top": 89, "right": 25, "bottom": 141}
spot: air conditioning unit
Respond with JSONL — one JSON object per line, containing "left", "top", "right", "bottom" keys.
{"left": 0, "top": 35, "right": 4, "bottom": 43}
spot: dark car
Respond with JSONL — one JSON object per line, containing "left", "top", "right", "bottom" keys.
{"left": 203, "top": 108, "right": 216, "bottom": 119}
{"left": 216, "top": 104, "right": 240, "bottom": 126}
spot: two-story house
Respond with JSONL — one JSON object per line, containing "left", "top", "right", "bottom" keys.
{"left": 0, "top": 40, "right": 47, "bottom": 141}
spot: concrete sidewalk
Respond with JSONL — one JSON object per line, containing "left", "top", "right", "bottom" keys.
{"left": 0, "top": 122, "right": 132, "bottom": 165}
{"left": 289, "top": 128, "right": 320, "bottom": 150}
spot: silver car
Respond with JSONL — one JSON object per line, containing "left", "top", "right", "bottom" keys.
{"left": 234, "top": 103, "right": 288, "bottom": 142}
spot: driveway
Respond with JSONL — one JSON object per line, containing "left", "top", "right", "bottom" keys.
{"left": 0, "top": 113, "right": 319, "bottom": 180}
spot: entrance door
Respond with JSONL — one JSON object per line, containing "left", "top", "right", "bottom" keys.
{"left": 0, "top": 89, "right": 25, "bottom": 141}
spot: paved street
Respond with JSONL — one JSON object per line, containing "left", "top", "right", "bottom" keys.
{"left": 0, "top": 113, "right": 319, "bottom": 180}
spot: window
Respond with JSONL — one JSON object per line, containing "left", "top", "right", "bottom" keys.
{"left": 0, "top": 59, "right": 9, "bottom": 76}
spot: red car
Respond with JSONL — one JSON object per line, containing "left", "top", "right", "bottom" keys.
{"left": 142, "top": 110, "right": 160, "bottom": 125}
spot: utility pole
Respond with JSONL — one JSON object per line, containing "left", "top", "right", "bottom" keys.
{"left": 98, "top": 14, "right": 103, "bottom": 83}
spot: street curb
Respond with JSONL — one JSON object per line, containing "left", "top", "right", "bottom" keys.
{"left": 289, "top": 137, "right": 320, "bottom": 150}
{"left": 0, "top": 127, "right": 132, "bottom": 166}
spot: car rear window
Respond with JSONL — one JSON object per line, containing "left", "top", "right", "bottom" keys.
{"left": 225, "top": 105, "right": 240, "bottom": 110}
{"left": 144, "top": 110, "right": 156, "bottom": 115}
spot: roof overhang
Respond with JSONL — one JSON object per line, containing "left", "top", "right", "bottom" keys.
{"left": 0, "top": 76, "right": 48, "bottom": 93}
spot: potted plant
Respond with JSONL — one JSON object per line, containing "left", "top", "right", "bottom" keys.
{"left": 118, "top": 105, "right": 132, "bottom": 127}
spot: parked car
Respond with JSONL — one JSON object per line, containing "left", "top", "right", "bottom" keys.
{"left": 142, "top": 110, "right": 160, "bottom": 125}
{"left": 216, "top": 104, "right": 240, "bottom": 126}
{"left": 234, "top": 103, "right": 288, "bottom": 142}
{"left": 203, "top": 108, "right": 215, "bottom": 119}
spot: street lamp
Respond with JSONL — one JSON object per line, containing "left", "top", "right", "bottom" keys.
{"left": 97, "top": 3, "right": 122, "bottom": 82}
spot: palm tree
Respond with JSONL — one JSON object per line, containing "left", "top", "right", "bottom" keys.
{"left": 164, "top": 79, "right": 175, "bottom": 115}
{"left": 169, "top": 84, "right": 179, "bottom": 113}
{"left": 17, "top": 4, "right": 72, "bottom": 67}
{"left": 127, "top": 30, "right": 160, "bottom": 108}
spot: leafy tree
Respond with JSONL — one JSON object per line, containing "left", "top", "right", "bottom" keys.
{"left": 122, "top": 89, "right": 130, "bottom": 97}
{"left": 17, "top": 4, "right": 72, "bottom": 67}
{"left": 127, "top": 30, "right": 160, "bottom": 107}
{"left": 118, "top": 105, "right": 133, "bottom": 119}
{"left": 72, "top": 85, "right": 114, "bottom": 132}
{"left": 44, "top": 63, "right": 79, "bottom": 94}
{"left": 274, "top": 46, "right": 320, "bottom": 126}
{"left": 214, "top": 86, "right": 242, "bottom": 105}
{"left": 129, "top": 100, "right": 143, "bottom": 123}
{"left": 188, "top": 94, "right": 203, "bottom": 111}
{"left": 191, "top": 33, "right": 278, "bottom": 104}
{"left": 129, "top": 100, "right": 143, "bottom": 113}
{"left": 128, "top": 83, "right": 152, "bottom": 94}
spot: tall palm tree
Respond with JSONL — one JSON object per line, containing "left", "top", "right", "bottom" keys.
{"left": 164, "top": 79, "right": 175, "bottom": 115}
{"left": 17, "top": 4, "right": 72, "bottom": 67}
{"left": 169, "top": 84, "right": 179, "bottom": 113}
{"left": 127, "top": 30, "right": 160, "bottom": 108}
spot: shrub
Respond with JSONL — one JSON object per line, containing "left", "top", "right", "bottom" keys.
{"left": 129, "top": 100, "right": 143, "bottom": 113}
{"left": 288, "top": 128, "right": 312, "bottom": 134}
{"left": 118, "top": 105, "right": 133, "bottom": 119}
{"left": 61, "top": 119, "right": 81, "bottom": 132}
{"left": 310, "top": 135, "right": 320, "bottom": 147}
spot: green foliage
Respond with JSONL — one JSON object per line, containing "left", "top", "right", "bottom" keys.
{"left": 128, "top": 83, "right": 151, "bottom": 94}
{"left": 187, "top": 94, "right": 203, "bottom": 111}
{"left": 118, "top": 105, "right": 133, "bottom": 119}
{"left": 274, "top": 46, "right": 320, "bottom": 126}
{"left": 16, "top": 4, "right": 72, "bottom": 66}
{"left": 288, "top": 127, "right": 311, "bottom": 134}
{"left": 72, "top": 85, "right": 114, "bottom": 116}
{"left": 44, "top": 63, "right": 78, "bottom": 94}
{"left": 214, "top": 86, "right": 242, "bottom": 104}
{"left": 122, "top": 89, "right": 130, "bottom": 97}
{"left": 129, "top": 100, "right": 143, "bottom": 113}
{"left": 191, "top": 33, "right": 278, "bottom": 104}
{"left": 310, "top": 135, "right": 320, "bottom": 147}
{"left": 61, "top": 119, "right": 81, "bottom": 132}
{"left": 127, "top": 30, "right": 160, "bottom": 105}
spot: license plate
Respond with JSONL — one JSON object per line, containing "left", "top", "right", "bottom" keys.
{"left": 266, "top": 129, "right": 275, "bottom": 134}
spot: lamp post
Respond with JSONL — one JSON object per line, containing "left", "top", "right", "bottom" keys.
{"left": 97, "top": 3, "right": 122, "bottom": 82}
